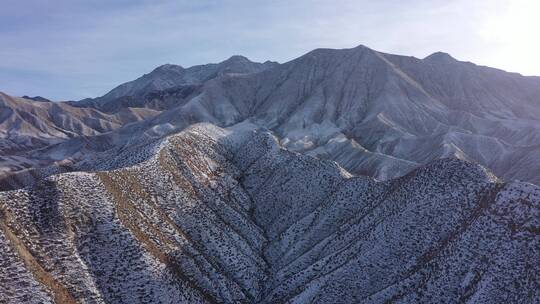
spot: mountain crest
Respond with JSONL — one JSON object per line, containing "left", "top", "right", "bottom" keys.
{"left": 223, "top": 55, "right": 252, "bottom": 63}
{"left": 0, "top": 123, "right": 538, "bottom": 303}
{"left": 152, "top": 63, "right": 185, "bottom": 73}
{"left": 423, "top": 51, "right": 457, "bottom": 63}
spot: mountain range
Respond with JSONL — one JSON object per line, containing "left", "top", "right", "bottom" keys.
{"left": 0, "top": 45, "right": 539, "bottom": 303}
{"left": 2, "top": 45, "right": 540, "bottom": 189}
{"left": 1, "top": 124, "right": 538, "bottom": 303}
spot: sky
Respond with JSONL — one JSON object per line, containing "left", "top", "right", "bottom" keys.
{"left": 1, "top": 0, "right": 539, "bottom": 101}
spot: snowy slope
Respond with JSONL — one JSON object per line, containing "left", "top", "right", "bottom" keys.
{"left": 0, "top": 123, "right": 538, "bottom": 303}
{"left": 2, "top": 45, "right": 540, "bottom": 189}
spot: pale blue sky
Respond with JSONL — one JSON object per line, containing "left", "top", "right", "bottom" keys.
{"left": 1, "top": 0, "right": 539, "bottom": 100}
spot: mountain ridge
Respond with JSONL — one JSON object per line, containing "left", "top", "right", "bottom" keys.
{"left": 0, "top": 123, "right": 538, "bottom": 303}
{"left": 2, "top": 44, "right": 540, "bottom": 190}
{"left": 70, "top": 55, "right": 278, "bottom": 112}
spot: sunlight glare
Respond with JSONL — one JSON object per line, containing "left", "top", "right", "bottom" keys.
{"left": 480, "top": 0, "right": 540, "bottom": 75}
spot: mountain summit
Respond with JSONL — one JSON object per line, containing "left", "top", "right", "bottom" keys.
{"left": 423, "top": 51, "right": 457, "bottom": 62}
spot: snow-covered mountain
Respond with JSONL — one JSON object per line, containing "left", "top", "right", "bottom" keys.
{"left": 71, "top": 55, "right": 278, "bottom": 112}
{"left": 167, "top": 45, "right": 540, "bottom": 184}
{"left": 3, "top": 44, "right": 540, "bottom": 190}
{"left": 1, "top": 124, "right": 538, "bottom": 303}
{"left": 0, "top": 92, "right": 159, "bottom": 179}
{"left": 1, "top": 45, "right": 540, "bottom": 303}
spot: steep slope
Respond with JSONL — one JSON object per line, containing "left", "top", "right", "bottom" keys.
{"left": 3, "top": 44, "right": 540, "bottom": 190}
{"left": 81, "top": 45, "right": 540, "bottom": 184}
{"left": 182, "top": 45, "right": 540, "bottom": 183}
{"left": 103, "top": 46, "right": 540, "bottom": 183}
{"left": 1, "top": 124, "right": 538, "bottom": 303}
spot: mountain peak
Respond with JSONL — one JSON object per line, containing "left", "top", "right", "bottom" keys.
{"left": 224, "top": 55, "right": 251, "bottom": 63}
{"left": 352, "top": 44, "right": 373, "bottom": 51}
{"left": 423, "top": 51, "right": 457, "bottom": 63}
{"left": 152, "top": 63, "right": 185, "bottom": 73}
{"left": 304, "top": 44, "right": 377, "bottom": 60}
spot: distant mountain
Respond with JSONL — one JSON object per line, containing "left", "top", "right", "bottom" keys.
{"left": 21, "top": 95, "right": 52, "bottom": 102}
{"left": 71, "top": 55, "right": 278, "bottom": 112}
{"left": 0, "top": 124, "right": 537, "bottom": 303}
{"left": 2, "top": 44, "right": 540, "bottom": 189}
{"left": 0, "top": 92, "right": 158, "bottom": 179}
{"left": 0, "top": 93, "right": 156, "bottom": 149}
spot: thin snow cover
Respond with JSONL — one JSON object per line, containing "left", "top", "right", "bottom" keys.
{"left": 0, "top": 123, "right": 538, "bottom": 303}
{"left": 1, "top": 45, "right": 540, "bottom": 302}
{"left": 4, "top": 45, "right": 540, "bottom": 191}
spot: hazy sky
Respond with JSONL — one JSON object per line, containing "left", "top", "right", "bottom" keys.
{"left": 1, "top": 0, "right": 539, "bottom": 100}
